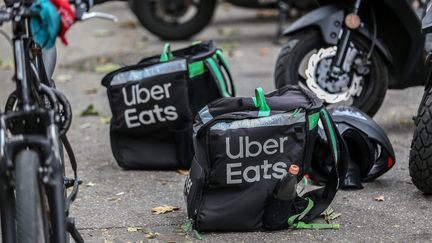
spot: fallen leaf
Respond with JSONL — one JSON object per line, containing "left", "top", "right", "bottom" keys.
{"left": 85, "top": 88, "right": 98, "bottom": 95}
{"left": 152, "top": 205, "right": 180, "bottom": 215}
{"left": 94, "top": 63, "right": 120, "bottom": 74}
{"left": 256, "top": 9, "right": 278, "bottom": 18}
{"left": 94, "top": 29, "right": 114, "bottom": 37}
{"left": 259, "top": 47, "right": 269, "bottom": 56}
{"left": 86, "top": 182, "right": 96, "bottom": 187}
{"left": 177, "top": 170, "right": 189, "bottom": 176}
{"left": 127, "top": 227, "right": 142, "bottom": 232}
{"left": 107, "top": 197, "right": 121, "bottom": 202}
{"left": 120, "top": 20, "right": 138, "bottom": 29}
{"left": 100, "top": 116, "right": 111, "bottom": 124}
{"left": 81, "top": 104, "right": 99, "bottom": 116}
{"left": 327, "top": 212, "right": 341, "bottom": 220}
{"left": 144, "top": 232, "right": 159, "bottom": 239}
{"left": 374, "top": 195, "right": 385, "bottom": 202}
{"left": 321, "top": 207, "right": 341, "bottom": 221}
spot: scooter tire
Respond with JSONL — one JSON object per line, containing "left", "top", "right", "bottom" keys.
{"left": 274, "top": 29, "right": 388, "bottom": 117}
{"left": 129, "top": 0, "right": 216, "bottom": 40}
{"left": 410, "top": 87, "right": 432, "bottom": 194}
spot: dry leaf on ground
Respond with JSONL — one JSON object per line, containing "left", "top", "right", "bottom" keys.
{"left": 100, "top": 116, "right": 111, "bottom": 124}
{"left": 374, "top": 195, "right": 385, "bottom": 202}
{"left": 86, "top": 182, "right": 95, "bottom": 187}
{"left": 127, "top": 227, "right": 142, "bottom": 232}
{"left": 85, "top": 88, "right": 98, "bottom": 95}
{"left": 259, "top": 47, "right": 269, "bottom": 56}
{"left": 144, "top": 232, "right": 159, "bottom": 239}
{"left": 152, "top": 205, "right": 180, "bottom": 215}
{"left": 177, "top": 170, "right": 189, "bottom": 176}
{"left": 107, "top": 197, "right": 121, "bottom": 202}
{"left": 321, "top": 207, "right": 341, "bottom": 221}
{"left": 120, "top": 20, "right": 138, "bottom": 29}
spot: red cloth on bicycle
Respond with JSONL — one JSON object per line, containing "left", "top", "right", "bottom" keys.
{"left": 50, "top": 0, "right": 76, "bottom": 45}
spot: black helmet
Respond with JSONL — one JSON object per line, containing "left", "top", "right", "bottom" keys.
{"left": 327, "top": 106, "right": 396, "bottom": 189}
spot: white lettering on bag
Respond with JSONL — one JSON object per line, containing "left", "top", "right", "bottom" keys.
{"left": 225, "top": 136, "right": 290, "bottom": 184}
{"left": 225, "top": 136, "right": 288, "bottom": 159}
{"left": 226, "top": 160, "right": 288, "bottom": 185}
{"left": 121, "top": 82, "right": 179, "bottom": 128}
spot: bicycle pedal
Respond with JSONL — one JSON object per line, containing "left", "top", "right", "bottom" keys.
{"left": 64, "top": 177, "right": 83, "bottom": 188}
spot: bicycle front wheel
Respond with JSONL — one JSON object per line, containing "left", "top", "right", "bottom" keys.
{"left": 15, "top": 150, "right": 49, "bottom": 243}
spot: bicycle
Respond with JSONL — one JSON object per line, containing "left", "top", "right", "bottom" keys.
{"left": 0, "top": 0, "right": 117, "bottom": 242}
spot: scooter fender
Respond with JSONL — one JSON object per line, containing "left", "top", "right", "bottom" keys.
{"left": 283, "top": 4, "right": 344, "bottom": 45}
{"left": 283, "top": 4, "right": 393, "bottom": 64}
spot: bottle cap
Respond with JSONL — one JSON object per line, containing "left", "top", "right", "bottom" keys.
{"left": 289, "top": 164, "right": 299, "bottom": 175}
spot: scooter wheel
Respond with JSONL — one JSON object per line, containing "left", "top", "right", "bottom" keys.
{"left": 129, "top": 0, "right": 217, "bottom": 40}
{"left": 410, "top": 87, "right": 432, "bottom": 194}
{"left": 274, "top": 29, "right": 388, "bottom": 117}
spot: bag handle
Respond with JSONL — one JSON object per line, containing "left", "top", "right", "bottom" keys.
{"left": 160, "top": 43, "right": 175, "bottom": 62}
{"left": 205, "top": 57, "right": 233, "bottom": 97}
{"left": 253, "top": 87, "right": 270, "bottom": 117}
{"left": 215, "top": 50, "right": 236, "bottom": 97}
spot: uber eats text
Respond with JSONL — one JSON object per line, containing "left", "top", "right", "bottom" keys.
{"left": 225, "top": 136, "right": 289, "bottom": 184}
{"left": 122, "top": 83, "right": 178, "bottom": 128}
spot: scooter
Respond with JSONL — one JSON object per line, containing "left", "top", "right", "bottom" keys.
{"left": 128, "top": 0, "right": 318, "bottom": 40}
{"left": 410, "top": 1, "right": 432, "bottom": 195}
{"left": 274, "top": 0, "right": 428, "bottom": 116}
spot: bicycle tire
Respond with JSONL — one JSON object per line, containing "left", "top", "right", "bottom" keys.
{"left": 15, "top": 150, "right": 49, "bottom": 243}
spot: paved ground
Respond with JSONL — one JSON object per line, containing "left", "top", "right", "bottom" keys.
{"left": 0, "top": 2, "right": 431, "bottom": 243}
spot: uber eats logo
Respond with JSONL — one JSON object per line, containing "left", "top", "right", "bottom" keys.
{"left": 225, "top": 136, "right": 289, "bottom": 184}
{"left": 122, "top": 83, "right": 179, "bottom": 128}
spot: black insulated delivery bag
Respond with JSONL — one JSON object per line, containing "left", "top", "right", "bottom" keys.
{"left": 102, "top": 41, "right": 235, "bottom": 169}
{"left": 184, "top": 85, "right": 347, "bottom": 231}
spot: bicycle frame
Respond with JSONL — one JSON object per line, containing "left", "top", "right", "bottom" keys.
{"left": 0, "top": 2, "right": 69, "bottom": 243}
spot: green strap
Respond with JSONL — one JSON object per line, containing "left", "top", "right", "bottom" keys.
{"left": 308, "top": 112, "right": 320, "bottom": 131}
{"left": 160, "top": 43, "right": 174, "bottom": 62}
{"left": 253, "top": 87, "right": 271, "bottom": 117}
{"left": 214, "top": 50, "right": 236, "bottom": 96}
{"left": 295, "top": 221, "right": 340, "bottom": 230}
{"left": 189, "top": 61, "right": 205, "bottom": 78}
{"left": 287, "top": 198, "right": 339, "bottom": 230}
{"left": 206, "top": 57, "right": 230, "bottom": 97}
{"left": 216, "top": 49, "right": 231, "bottom": 70}
{"left": 320, "top": 109, "right": 339, "bottom": 163}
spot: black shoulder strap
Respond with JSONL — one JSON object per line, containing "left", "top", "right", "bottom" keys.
{"left": 300, "top": 108, "right": 348, "bottom": 223}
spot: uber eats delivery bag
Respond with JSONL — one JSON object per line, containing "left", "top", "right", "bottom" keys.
{"left": 184, "top": 85, "right": 348, "bottom": 231}
{"left": 101, "top": 41, "right": 235, "bottom": 170}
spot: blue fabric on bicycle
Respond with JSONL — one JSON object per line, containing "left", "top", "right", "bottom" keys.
{"left": 30, "top": 0, "right": 60, "bottom": 49}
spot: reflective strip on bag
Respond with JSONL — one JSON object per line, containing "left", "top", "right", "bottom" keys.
{"left": 110, "top": 59, "right": 187, "bottom": 86}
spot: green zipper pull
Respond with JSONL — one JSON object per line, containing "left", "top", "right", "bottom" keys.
{"left": 253, "top": 87, "right": 271, "bottom": 117}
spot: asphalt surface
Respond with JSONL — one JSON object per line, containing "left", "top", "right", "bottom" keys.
{"left": 0, "top": 2, "right": 431, "bottom": 243}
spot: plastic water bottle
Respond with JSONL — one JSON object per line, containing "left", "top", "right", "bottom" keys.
{"left": 274, "top": 164, "right": 299, "bottom": 201}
